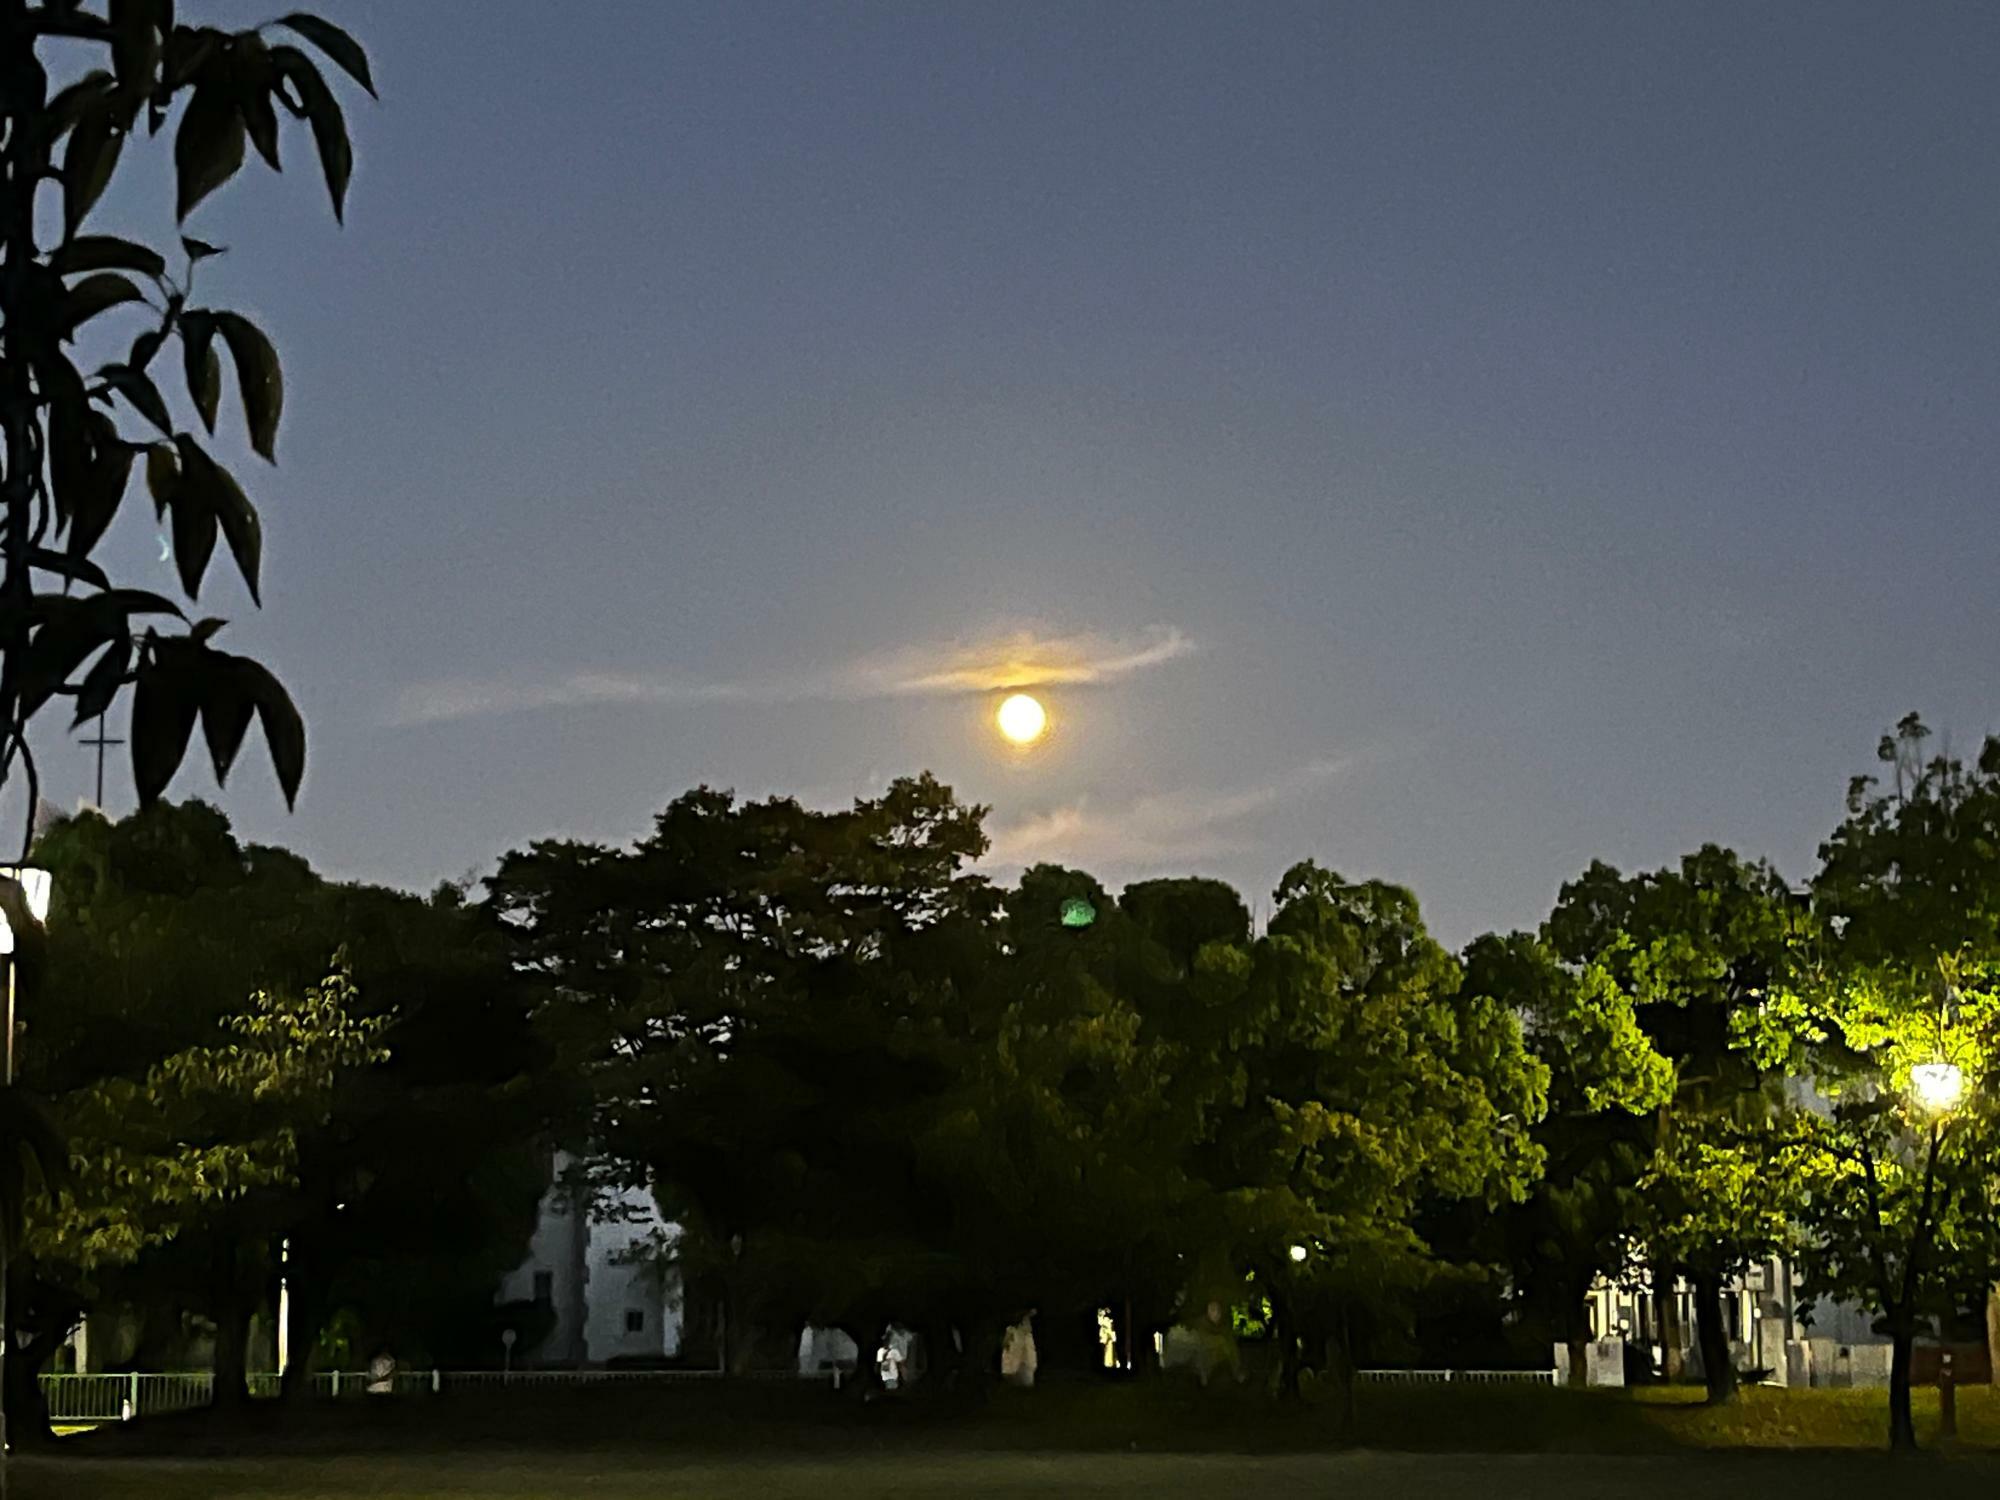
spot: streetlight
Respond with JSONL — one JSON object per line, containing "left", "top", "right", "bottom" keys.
{"left": 0, "top": 865, "right": 51, "bottom": 1464}
{"left": 1288, "top": 1244, "right": 1309, "bottom": 1264}
{"left": 1910, "top": 1062, "right": 1966, "bottom": 1114}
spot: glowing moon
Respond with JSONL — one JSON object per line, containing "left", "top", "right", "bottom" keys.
{"left": 996, "top": 693, "right": 1048, "bottom": 745}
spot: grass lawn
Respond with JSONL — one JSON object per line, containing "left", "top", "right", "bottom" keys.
{"left": 16, "top": 1381, "right": 1999, "bottom": 1498}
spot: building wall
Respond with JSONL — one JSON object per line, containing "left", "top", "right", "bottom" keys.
{"left": 1586, "top": 1254, "right": 1894, "bottom": 1388}
{"left": 495, "top": 1152, "right": 685, "bottom": 1367}
{"left": 494, "top": 1175, "right": 588, "bottom": 1363}
{"left": 579, "top": 1193, "right": 681, "bottom": 1363}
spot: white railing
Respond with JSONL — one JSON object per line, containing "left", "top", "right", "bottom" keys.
{"left": 43, "top": 1369, "right": 445, "bottom": 1422}
{"left": 1357, "top": 1368, "right": 1557, "bottom": 1385}
{"left": 47, "top": 1364, "right": 1551, "bottom": 1422}
{"left": 43, "top": 1366, "right": 825, "bottom": 1422}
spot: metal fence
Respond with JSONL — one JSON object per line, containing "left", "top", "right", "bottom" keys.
{"left": 46, "top": 1364, "right": 1555, "bottom": 1423}
{"left": 42, "top": 1369, "right": 446, "bottom": 1423}
{"left": 1356, "top": 1368, "right": 1556, "bottom": 1385}
{"left": 42, "top": 1366, "right": 826, "bottom": 1423}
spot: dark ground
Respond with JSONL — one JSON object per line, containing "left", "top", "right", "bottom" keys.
{"left": 18, "top": 1380, "right": 2000, "bottom": 1499}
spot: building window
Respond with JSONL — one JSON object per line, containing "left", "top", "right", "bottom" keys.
{"left": 625, "top": 1309, "right": 644, "bottom": 1334}
{"left": 532, "top": 1271, "right": 553, "bottom": 1306}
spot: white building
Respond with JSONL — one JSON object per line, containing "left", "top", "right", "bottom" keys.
{"left": 1580, "top": 1255, "right": 1896, "bottom": 1388}
{"left": 495, "top": 1154, "right": 685, "bottom": 1366}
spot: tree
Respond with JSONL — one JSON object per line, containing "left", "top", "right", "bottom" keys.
{"left": 924, "top": 865, "right": 1214, "bottom": 1379}
{"left": 0, "top": 1, "right": 375, "bottom": 849}
{"left": 1746, "top": 715, "right": 2000, "bottom": 1450}
{"left": 1213, "top": 865, "right": 1546, "bottom": 1420}
{"left": 490, "top": 776, "right": 998, "bottom": 1380}
{"left": 1546, "top": 846, "right": 1794, "bottom": 1401}
{"left": 25, "top": 963, "right": 384, "bottom": 1416}
{"left": 1460, "top": 932, "right": 1671, "bottom": 1386}
{"left": 11, "top": 802, "right": 552, "bottom": 1432}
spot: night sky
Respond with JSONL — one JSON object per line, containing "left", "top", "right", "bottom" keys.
{"left": 38, "top": 1, "right": 2000, "bottom": 943}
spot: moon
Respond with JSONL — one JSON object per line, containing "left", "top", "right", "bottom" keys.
{"left": 996, "top": 693, "right": 1048, "bottom": 746}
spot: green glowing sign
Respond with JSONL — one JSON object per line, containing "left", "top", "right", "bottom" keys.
{"left": 1059, "top": 897, "right": 1097, "bottom": 929}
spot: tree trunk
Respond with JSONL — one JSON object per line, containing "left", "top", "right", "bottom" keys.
{"left": 1691, "top": 1270, "right": 1736, "bottom": 1404}
{"left": 1986, "top": 1284, "right": 1998, "bottom": 1398}
{"left": 1566, "top": 1332, "right": 1590, "bottom": 1388}
{"left": 2, "top": 1321, "right": 67, "bottom": 1450}
{"left": 1655, "top": 1260, "right": 1685, "bottom": 1382}
{"left": 1272, "top": 1291, "right": 1302, "bottom": 1402}
{"left": 211, "top": 1234, "right": 252, "bottom": 1409}
{"left": 1327, "top": 1304, "right": 1357, "bottom": 1437}
{"left": 843, "top": 1320, "right": 882, "bottom": 1394}
{"left": 279, "top": 1239, "right": 318, "bottom": 1402}
{"left": 1887, "top": 1321, "right": 1917, "bottom": 1452}
{"left": 212, "top": 1294, "right": 252, "bottom": 1409}
{"left": 1563, "top": 1270, "right": 1593, "bottom": 1388}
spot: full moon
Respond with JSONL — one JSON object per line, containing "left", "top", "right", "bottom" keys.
{"left": 996, "top": 693, "right": 1048, "bottom": 745}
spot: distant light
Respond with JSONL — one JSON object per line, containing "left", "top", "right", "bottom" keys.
{"left": 1288, "top": 1244, "right": 1309, "bottom": 1264}
{"left": 997, "top": 694, "right": 1048, "bottom": 745}
{"left": 1910, "top": 1062, "right": 1965, "bottom": 1113}
{"left": 0, "top": 866, "right": 51, "bottom": 924}
{"left": 1059, "top": 897, "right": 1096, "bottom": 929}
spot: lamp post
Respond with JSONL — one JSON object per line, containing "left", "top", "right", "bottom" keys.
{"left": 0, "top": 866, "right": 51, "bottom": 1465}
{"left": 1908, "top": 1057, "right": 1968, "bottom": 1444}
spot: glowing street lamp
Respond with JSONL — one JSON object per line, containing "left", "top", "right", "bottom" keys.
{"left": 1910, "top": 1062, "right": 1966, "bottom": 1114}
{"left": 1288, "top": 1244, "right": 1309, "bottom": 1264}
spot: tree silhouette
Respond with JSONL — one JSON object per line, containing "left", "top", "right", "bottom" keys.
{"left": 0, "top": 1, "right": 374, "bottom": 849}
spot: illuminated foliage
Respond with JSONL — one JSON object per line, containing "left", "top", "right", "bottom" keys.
{"left": 1744, "top": 716, "right": 2000, "bottom": 1450}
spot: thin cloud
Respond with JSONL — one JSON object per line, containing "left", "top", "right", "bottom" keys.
{"left": 984, "top": 760, "right": 1350, "bottom": 872}
{"left": 389, "top": 624, "right": 1193, "bottom": 727}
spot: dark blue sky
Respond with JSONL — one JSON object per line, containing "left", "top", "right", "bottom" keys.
{"left": 44, "top": 1, "right": 2000, "bottom": 941}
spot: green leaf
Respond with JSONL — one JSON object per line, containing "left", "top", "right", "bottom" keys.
{"left": 213, "top": 311, "right": 282, "bottom": 460}
{"left": 63, "top": 103, "right": 127, "bottom": 238}
{"left": 174, "top": 84, "right": 246, "bottom": 221}
{"left": 72, "top": 634, "right": 133, "bottom": 729}
{"left": 275, "top": 12, "right": 376, "bottom": 97}
{"left": 51, "top": 236, "right": 166, "bottom": 281}
{"left": 243, "top": 80, "right": 281, "bottom": 170}
{"left": 129, "top": 326, "right": 165, "bottom": 373}
{"left": 199, "top": 662, "right": 256, "bottom": 784}
{"left": 181, "top": 236, "right": 226, "bottom": 262}
{"left": 62, "top": 273, "right": 145, "bottom": 338}
{"left": 97, "top": 364, "right": 173, "bottom": 434}
{"left": 180, "top": 311, "right": 221, "bottom": 433}
{"left": 239, "top": 656, "right": 306, "bottom": 808}
{"left": 48, "top": 70, "right": 115, "bottom": 137}
{"left": 30, "top": 549, "right": 111, "bottom": 593}
{"left": 130, "top": 644, "right": 201, "bottom": 806}
{"left": 145, "top": 443, "right": 178, "bottom": 521}
{"left": 66, "top": 433, "right": 135, "bottom": 560}
{"left": 19, "top": 604, "right": 122, "bottom": 721}
{"left": 270, "top": 47, "right": 351, "bottom": 221}
{"left": 47, "top": 387, "right": 93, "bottom": 530}
{"left": 208, "top": 460, "right": 262, "bottom": 605}
{"left": 108, "top": 0, "right": 166, "bottom": 101}
{"left": 164, "top": 25, "right": 222, "bottom": 91}
{"left": 168, "top": 437, "right": 219, "bottom": 596}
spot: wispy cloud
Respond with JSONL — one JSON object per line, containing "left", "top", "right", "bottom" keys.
{"left": 389, "top": 624, "right": 1194, "bottom": 727}
{"left": 983, "top": 760, "right": 1350, "bottom": 872}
